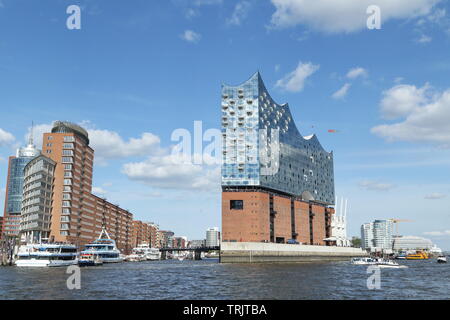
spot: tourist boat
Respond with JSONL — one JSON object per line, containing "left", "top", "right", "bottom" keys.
{"left": 351, "top": 257, "right": 378, "bottom": 265}
{"left": 351, "top": 257, "right": 407, "bottom": 268}
{"left": 15, "top": 243, "right": 78, "bottom": 267}
{"left": 406, "top": 251, "right": 429, "bottom": 260}
{"left": 78, "top": 252, "right": 103, "bottom": 267}
{"left": 80, "top": 228, "right": 123, "bottom": 263}
{"left": 125, "top": 253, "right": 146, "bottom": 262}
{"left": 131, "top": 243, "right": 161, "bottom": 261}
{"left": 437, "top": 255, "right": 447, "bottom": 263}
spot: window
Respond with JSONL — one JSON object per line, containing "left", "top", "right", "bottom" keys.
{"left": 62, "top": 201, "right": 71, "bottom": 207}
{"left": 63, "top": 179, "right": 72, "bottom": 185}
{"left": 62, "top": 193, "right": 71, "bottom": 200}
{"left": 63, "top": 186, "right": 71, "bottom": 192}
{"left": 62, "top": 157, "right": 73, "bottom": 163}
{"left": 64, "top": 164, "right": 72, "bottom": 170}
{"left": 64, "top": 171, "right": 72, "bottom": 177}
{"left": 62, "top": 208, "right": 71, "bottom": 214}
{"left": 63, "top": 143, "right": 74, "bottom": 149}
{"left": 60, "top": 231, "right": 69, "bottom": 236}
{"left": 46, "top": 143, "right": 52, "bottom": 147}
{"left": 62, "top": 150, "right": 73, "bottom": 156}
{"left": 46, "top": 150, "right": 52, "bottom": 154}
{"left": 230, "top": 200, "right": 244, "bottom": 210}
{"left": 47, "top": 136, "right": 53, "bottom": 140}
{"left": 64, "top": 136, "right": 75, "bottom": 142}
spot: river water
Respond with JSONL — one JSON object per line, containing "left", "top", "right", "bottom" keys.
{"left": 0, "top": 258, "right": 448, "bottom": 299}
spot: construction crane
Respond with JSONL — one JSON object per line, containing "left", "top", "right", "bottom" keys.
{"left": 390, "top": 219, "right": 414, "bottom": 237}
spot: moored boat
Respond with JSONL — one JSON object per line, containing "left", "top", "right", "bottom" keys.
{"left": 78, "top": 253, "right": 103, "bottom": 267}
{"left": 80, "top": 228, "right": 123, "bottom": 263}
{"left": 437, "top": 255, "right": 447, "bottom": 263}
{"left": 406, "top": 251, "right": 430, "bottom": 260}
{"left": 15, "top": 243, "right": 78, "bottom": 267}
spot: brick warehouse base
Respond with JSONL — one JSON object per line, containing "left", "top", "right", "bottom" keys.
{"left": 220, "top": 242, "right": 367, "bottom": 263}
{"left": 222, "top": 189, "right": 334, "bottom": 245}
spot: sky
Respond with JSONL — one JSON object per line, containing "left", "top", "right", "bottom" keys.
{"left": 0, "top": 0, "right": 449, "bottom": 250}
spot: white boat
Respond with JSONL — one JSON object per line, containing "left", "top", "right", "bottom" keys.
{"left": 437, "top": 255, "right": 447, "bottom": 263}
{"left": 78, "top": 253, "right": 103, "bottom": 267}
{"left": 125, "top": 253, "right": 146, "bottom": 262}
{"left": 80, "top": 228, "right": 123, "bottom": 263}
{"left": 15, "top": 243, "right": 78, "bottom": 267}
{"left": 351, "top": 257, "right": 407, "bottom": 268}
{"left": 132, "top": 243, "right": 161, "bottom": 261}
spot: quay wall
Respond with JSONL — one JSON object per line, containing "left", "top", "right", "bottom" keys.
{"left": 220, "top": 242, "right": 368, "bottom": 263}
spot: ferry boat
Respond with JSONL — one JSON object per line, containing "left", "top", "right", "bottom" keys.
{"left": 351, "top": 257, "right": 407, "bottom": 268}
{"left": 80, "top": 228, "right": 123, "bottom": 263}
{"left": 131, "top": 243, "right": 161, "bottom": 261}
{"left": 15, "top": 243, "right": 78, "bottom": 267}
{"left": 406, "top": 251, "right": 429, "bottom": 260}
{"left": 78, "top": 253, "right": 103, "bottom": 267}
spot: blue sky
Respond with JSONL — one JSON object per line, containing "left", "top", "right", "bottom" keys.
{"left": 0, "top": 0, "right": 450, "bottom": 249}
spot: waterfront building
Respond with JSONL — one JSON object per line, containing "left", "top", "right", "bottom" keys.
{"left": 221, "top": 72, "right": 335, "bottom": 245}
{"left": 392, "top": 236, "right": 433, "bottom": 252}
{"left": 0, "top": 217, "right": 3, "bottom": 240}
{"left": 206, "top": 227, "right": 220, "bottom": 247}
{"left": 188, "top": 239, "right": 206, "bottom": 248}
{"left": 361, "top": 219, "right": 394, "bottom": 251}
{"left": 172, "top": 236, "right": 187, "bottom": 249}
{"left": 132, "top": 220, "right": 159, "bottom": 248}
{"left": 20, "top": 155, "right": 56, "bottom": 243}
{"left": 37, "top": 121, "right": 133, "bottom": 253}
{"left": 157, "top": 230, "right": 174, "bottom": 248}
{"left": 2, "top": 136, "right": 40, "bottom": 238}
{"left": 361, "top": 223, "right": 374, "bottom": 250}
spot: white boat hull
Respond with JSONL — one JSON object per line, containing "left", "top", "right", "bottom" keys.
{"left": 16, "top": 259, "right": 78, "bottom": 267}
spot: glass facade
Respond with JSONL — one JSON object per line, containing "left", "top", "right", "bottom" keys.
{"left": 221, "top": 72, "right": 335, "bottom": 204}
{"left": 6, "top": 145, "right": 41, "bottom": 215}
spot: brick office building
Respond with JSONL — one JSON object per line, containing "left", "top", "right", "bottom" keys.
{"left": 132, "top": 220, "right": 159, "bottom": 248}
{"left": 221, "top": 73, "right": 335, "bottom": 245}
{"left": 37, "top": 121, "right": 134, "bottom": 253}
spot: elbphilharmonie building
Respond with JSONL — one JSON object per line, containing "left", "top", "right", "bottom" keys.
{"left": 221, "top": 72, "right": 336, "bottom": 245}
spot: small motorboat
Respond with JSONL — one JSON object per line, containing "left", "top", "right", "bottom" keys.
{"left": 437, "top": 255, "right": 447, "bottom": 263}
{"left": 78, "top": 253, "right": 103, "bottom": 267}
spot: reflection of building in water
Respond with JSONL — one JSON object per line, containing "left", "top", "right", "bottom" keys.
{"left": 325, "top": 197, "right": 351, "bottom": 247}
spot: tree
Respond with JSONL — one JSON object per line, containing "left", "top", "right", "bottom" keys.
{"left": 351, "top": 237, "right": 362, "bottom": 248}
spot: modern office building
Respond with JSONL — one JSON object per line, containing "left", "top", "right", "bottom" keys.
{"left": 20, "top": 155, "right": 56, "bottom": 243}
{"left": 2, "top": 136, "right": 41, "bottom": 238}
{"left": 157, "top": 230, "right": 175, "bottom": 248}
{"left": 221, "top": 72, "right": 335, "bottom": 245}
{"left": 361, "top": 219, "right": 394, "bottom": 251}
{"left": 36, "top": 121, "right": 133, "bottom": 253}
{"left": 361, "top": 222, "right": 374, "bottom": 250}
{"left": 206, "top": 227, "right": 220, "bottom": 247}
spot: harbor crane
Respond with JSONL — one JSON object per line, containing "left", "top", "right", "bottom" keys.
{"left": 390, "top": 219, "right": 414, "bottom": 237}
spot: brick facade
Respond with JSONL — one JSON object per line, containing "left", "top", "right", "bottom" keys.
{"left": 222, "top": 189, "right": 334, "bottom": 245}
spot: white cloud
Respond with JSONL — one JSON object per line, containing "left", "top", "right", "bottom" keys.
{"left": 92, "top": 186, "right": 108, "bottom": 196}
{"left": 122, "top": 153, "right": 220, "bottom": 191}
{"left": 379, "top": 83, "right": 432, "bottom": 120}
{"left": 181, "top": 30, "right": 202, "bottom": 43}
{"left": 346, "top": 67, "right": 368, "bottom": 79}
{"left": 423, "top": 230, "right": 450, "bottom": 236}
{"left": 227, "top": 1, "right": 251, "bottom": 26}
{"left": 270, "top": 0, "right": 440, "bottom": 33}
{"left": 332, "top": 83, "right": 351, "bottom": 99}
{"left": 88, "top": 129, "right": 161, "bottom": 162}
{"left": 275, "top": 61, "right": 319, "bottom": 92}
{"left": 424, "top": 192, "right": 446, "bottom": 199}
{"left": 0, "top": 128, "right": 15, "bottom": 146}
{"left": 372, "top": 84, "right": 450, "bottom": 145}
{"left": 358, "top": 180, "right": 396, "bottom": 191}
{"left": 416, "top": 34, "right": 432, "bottom": 43}
{"left": 24, "top": 123, "right": 52, "bottom": 149}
